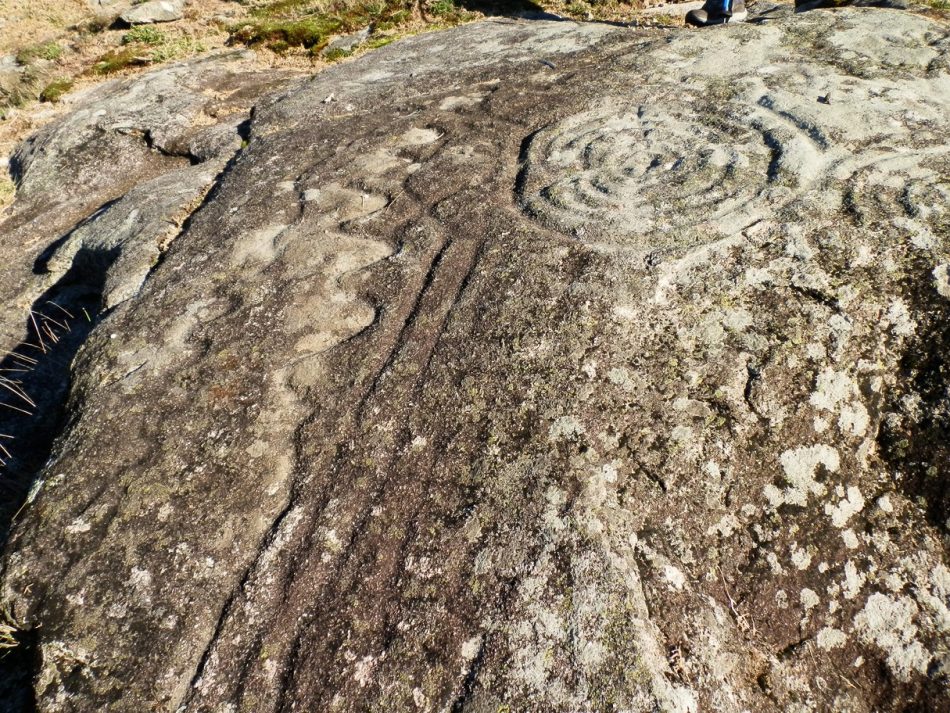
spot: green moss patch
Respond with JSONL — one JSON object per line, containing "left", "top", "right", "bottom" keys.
{"left": 39, "top": 78, "right": 75, "bottom": 103}
{"left": 429, "top": 0, "right": 457, "bottom": 16}
{"left": 322, "top": 46, "right": 352, "bottom": 61}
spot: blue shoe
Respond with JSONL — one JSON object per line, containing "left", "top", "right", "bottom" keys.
{"left": 686, "top": 0, "right": 748, "bottom": 26}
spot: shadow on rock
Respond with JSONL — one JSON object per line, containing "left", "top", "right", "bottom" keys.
{"left": 878, "top": 260, "right": 950, "bottom": 536}
{"left": 0, "top": 246, "right": 119, "bottom": 544}
{"left": 0, "top": 244, "right": 120, "bottom": 713}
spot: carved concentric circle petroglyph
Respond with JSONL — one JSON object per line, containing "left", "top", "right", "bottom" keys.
{"left": 517, "top": 99, "right": 792, "bottom": 251}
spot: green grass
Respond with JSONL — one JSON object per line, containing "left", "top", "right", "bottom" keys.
{"left": 363, "top": 35, "right": 396, "bottom": 49}
{"left": 565, "top": 1, "right": 591, "bottom": 16}
{"left": 90, "top": 34, "right": 206, "bottom": 75}
{"left": 322, "top": 46, "right": 352, "bottom": 60}
{"left": 15, "top": 41, "right": 63, "bottom": 66}
{"left": 230, "top": 16, "right": 345, "bottom": 51}
{"left": 91, "top": 47, "right": 150, "bottom": 75}
{"left": 373, "top": 9, "right": 412, "bottom": 31}
{"left": 122, "top": 26, "right": 167, "bottom": 46}
{"left": 226, "top": 0, "right": 550, "bottom": 56}
{"left": 149, "top": 36, "right": 206, "bottom": 63}
{"left": 429, "top": 0, "right": 456, "bottom": 15}
{"left": 0, "top": 609, "right": 18, "bottom": 650}
{"left": 39, "top": 78, "right": 74, "bottom": 103}
{"left": 227, "top": 0, "right": 420, "bottom": 53}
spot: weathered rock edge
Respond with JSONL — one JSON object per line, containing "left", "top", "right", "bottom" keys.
{"left": 1, "top": 9, "right": 949, "bottom": 713}
{"left": 0, "top": 48, "right": 303, "bottom": 711}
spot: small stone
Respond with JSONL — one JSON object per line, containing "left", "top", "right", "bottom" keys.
{"left": 120, "top": 0, "right": 184, "bottom": 25}
{"left": 320, "top": 27, "right": 372, "bottom": 57}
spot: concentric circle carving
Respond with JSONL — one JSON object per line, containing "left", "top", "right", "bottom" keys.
{"left": 517, "top": 100, "right": 783, "bottom": 251}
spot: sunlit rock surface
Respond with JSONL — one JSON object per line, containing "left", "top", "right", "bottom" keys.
{"left": 0, "top": 8, "right": 948, "bottom": 712}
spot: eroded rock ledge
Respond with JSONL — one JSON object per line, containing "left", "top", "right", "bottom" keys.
{"left": 0, "top": 8, "right": 948, "bottom": 712}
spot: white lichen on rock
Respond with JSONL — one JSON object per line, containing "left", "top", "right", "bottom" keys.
{"left": 548, "top": 415, "right": 585, "bottom": 441}
{"left": 855, "top": 593, "right": 931, "bottom": 682}
{"left": 817, "top": 627, "right": 848, "bottom": 651}
{"left": 826, "top": 485, "right": 866, "bottom": 528}
{"left": 767, "top": 445, "right": 840, "bottom": 507}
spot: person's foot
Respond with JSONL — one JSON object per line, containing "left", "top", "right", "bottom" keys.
{"left": 685, "top": 0, "right": 748, "bottom": 26}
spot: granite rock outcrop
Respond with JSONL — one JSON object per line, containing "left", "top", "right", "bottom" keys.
{"left": 0, "top": 8, "right": 948, "bottom": 712}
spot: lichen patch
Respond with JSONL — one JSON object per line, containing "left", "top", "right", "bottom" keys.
{"left": 855, "top": 593, "right": 931, "bottom": 682}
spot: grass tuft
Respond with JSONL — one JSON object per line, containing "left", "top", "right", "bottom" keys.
{"left": 322, "top": 46, "right": 352, "bottom": 60}
{"left": 429, "top": 0, "right": 457, "bottom": 16}
{"left": 122, "top": 26, "right": 167, "bottom": 46}
{"left": 90, "top": 34, "right": 206, "bottom": 75}
{"left": 0, "top": 613, "right": 18, "bottom": 651}
{"left": 15, "top": 41, "right": 63, "bottom": 66}
{"left": 0, "top": 303, "right": 79, "bottom": 471}
{"left": 91, "top": 47, "right": 151, "bottom": 75}
{"left": 230, "top": 17, "right": 345, "bottom": 51}
{"left": 39, "top": 78, "right": 74, "bottom": 103}
{"left": 149, "top": 36, "right": 207, "bottom": 63}
{"left": 363, "top": 35, "right": 396, "bottom": 50}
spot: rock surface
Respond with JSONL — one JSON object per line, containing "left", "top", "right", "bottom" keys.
{"left": 88, "top": 0, "right": 130, "bottom": 13}
{"left": 1, "top": 50, "right": 299, "bottom": 345}
{"left": 0, "top": 7, "right": 949, "bottom": 713}
{"left": 120, "top": 0, "right": 186, "bottom": 25}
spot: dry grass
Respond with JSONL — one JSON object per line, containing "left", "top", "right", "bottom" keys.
{"left": 225, "top": 0, "right": 519, "bottom": 55}
{"left": 0, "top": 172, "right": 13, "bottom": 213}
{"left": 221, "top": 0, "right": 663, "bottom": 63}
{"left": 0, "top": 303, "right": 77, "bottom": 471}
{"left": 0, "top": 614, "right": 18, "bottom": 650}
{"left": 0, "top": 0, "right": 89, "bottom": 54}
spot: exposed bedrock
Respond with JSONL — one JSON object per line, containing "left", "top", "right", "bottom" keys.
{"left": 0, "top": 8, "right": 948, "bottom": 712}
